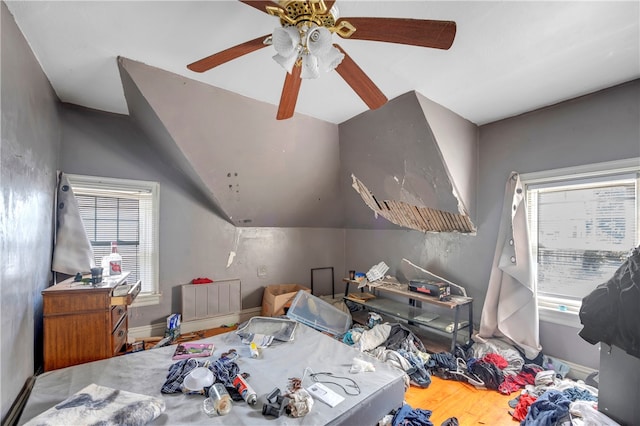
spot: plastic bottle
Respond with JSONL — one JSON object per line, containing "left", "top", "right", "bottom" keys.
{"left": 108, "top": 241, "right": 122, "bottom": 276}
{"left": 232, "top": 374, "right": 257, "bottom": 405}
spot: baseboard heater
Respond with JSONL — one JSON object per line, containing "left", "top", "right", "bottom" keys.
{"left": 181, "top": 279, "right": 241, "bottom": 322}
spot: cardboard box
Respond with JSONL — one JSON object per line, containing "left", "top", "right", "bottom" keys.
{"left": 261, "top": 284, "right": 311, "bottom": 317}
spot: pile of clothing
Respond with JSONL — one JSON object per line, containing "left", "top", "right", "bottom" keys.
{"left": 341, "top": 323, "right": 432, "bottom": 389}
{"left": 339, "top": 323, "right": 617, "bottom": 425}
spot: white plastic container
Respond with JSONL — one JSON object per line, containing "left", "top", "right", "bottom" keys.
{"left": 286, "top": 291, "right": 352, "bottom": 336}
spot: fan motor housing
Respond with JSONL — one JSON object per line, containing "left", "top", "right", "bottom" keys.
{"left": 279, "top": 1, "right": 337, "bottom": 29}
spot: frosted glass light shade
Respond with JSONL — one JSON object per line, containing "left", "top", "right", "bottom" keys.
{"left": 273, "top": 53, "right": 299, "bottom": 74}
{"left": 301, "top": 53, "right": 319, "bottom": 79}
{"left": 272, "top": 26, "right": 300, "bottom": 56}
{"left": 306, "top": 27, "right": 332, "bottom": 55}
{"left": 317, "top": 46, "right": 345, "bottom": 73}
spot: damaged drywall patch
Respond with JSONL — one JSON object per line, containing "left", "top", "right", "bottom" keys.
{"left": 351, "top": 174, "right": 476, "bottom": 234}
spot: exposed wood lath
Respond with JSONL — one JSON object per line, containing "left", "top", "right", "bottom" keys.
{"left": 352, "top": 175, "right": 476, "bottom": 234}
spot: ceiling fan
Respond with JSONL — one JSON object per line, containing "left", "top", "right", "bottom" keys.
{"left": 187, "top": 0, "right": 456, "bottom": 120}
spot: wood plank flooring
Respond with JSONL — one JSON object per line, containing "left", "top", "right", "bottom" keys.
{"left": 404, "top": 376, "right": 518, "bottom": 425}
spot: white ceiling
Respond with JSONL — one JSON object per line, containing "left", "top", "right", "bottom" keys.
{"left": 6, "top": 1, "right": 640, "bottom": 125}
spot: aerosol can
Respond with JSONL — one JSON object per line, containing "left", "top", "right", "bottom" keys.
{"left": 233, "top": 374, "right": 257, "bottom": 405}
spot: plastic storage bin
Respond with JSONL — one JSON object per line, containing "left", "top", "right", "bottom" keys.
{"left": 286, "top": 290, "right": 352, "bottom": 336}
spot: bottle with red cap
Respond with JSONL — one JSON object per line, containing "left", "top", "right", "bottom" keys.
{"left": 108, "top": 241, "right": 122, "bottom": 276}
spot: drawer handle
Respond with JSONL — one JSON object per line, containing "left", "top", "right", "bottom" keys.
{"left": 117, "top": 329, "right": 125, "bottom": 338}
{"left": 117, "top": 308, "right": 124, "bottom": 316}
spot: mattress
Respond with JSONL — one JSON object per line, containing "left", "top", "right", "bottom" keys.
{"left": 18, "top": 323, "right": 405, "bottom": 425}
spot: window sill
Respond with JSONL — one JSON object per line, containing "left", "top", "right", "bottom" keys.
{"left": 131, "top": 293, "right": 161, "bottom": 308}
{"left": 539, "top": 306, "right": 582, "bottom": 328}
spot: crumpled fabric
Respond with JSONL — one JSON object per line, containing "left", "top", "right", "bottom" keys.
{"left": 161, "top": 353, "right": 241, "bottom": 396}
{"left": 521, "top": 389, "right": 570, "bottom": 425}
{"left": 569, "top": 400, "right": 621, "bottom": 426}
{"left": 368, "top": 347, "right": 411, "bottom": 389}
{"left": 161, "top": 358, "right": 212, "bottom": 394}
{"left": 524, "top": 378, "right": 599, "bottom": 400}
{"left": 482, "top": 353, "right": 508, "bottom": 369}
{"left": 499, "top": 364, "right": 543, "bottom": 395}
{"left": 211, "top": 352, "right": 240, "bottom": 388}
{"left": 397, "top": 348, "right": 431, "bottom": 388}
{"left": 471, "top": 338, "right": 525, "bottom": 377}
{"left": 386, "top": 323, "right": 428, "bottom": 353}
{"left": 355, "top": 323, "right": 392, "bottom": 351}
{"left": 562, "top": 387, "right": 598, "bottom": 402}
{"left": 534, "top": 370, "right": 557, "bottom": 387}
{"left": 512, "top": 394, "right": 538, "bottom": 421}
{"left": 392, "top": 404, "right": 434, "bottom": 426}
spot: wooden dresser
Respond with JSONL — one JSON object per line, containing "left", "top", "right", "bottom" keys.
{"left": 42, "top": 272, "right": 140, "bottom": 371}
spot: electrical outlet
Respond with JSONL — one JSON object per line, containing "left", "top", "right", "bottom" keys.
{"left": 257, "top": 265, "right": 267, "bottom": 278}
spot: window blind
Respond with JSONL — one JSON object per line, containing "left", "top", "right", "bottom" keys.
{"left": 68, "top": 175, "right": 158, "bottom": 295}
{"left": 528, "top": 179, "right": 637, "bottom": 300}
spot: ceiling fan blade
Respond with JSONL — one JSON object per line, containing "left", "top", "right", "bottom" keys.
{"left": 187, "top": 35, "right": 270, "bottom": 73}
{"left": 277, "top": 65, "right": 302, "bottom": 120}
{"left": 334, "top": 45, "right": 387, "bottom": 110}
{"left": 335, "top": 17, "right": 456, "bottom": 50}
{"left": 238, "top": 1, "right": 281, "bottom": 14}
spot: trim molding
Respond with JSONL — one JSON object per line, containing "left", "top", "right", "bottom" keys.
{"left": 559, "top": 357, "right": 597, "bottom": 382}
{"left": 127, "top": 307, "right": 261, "bottom": 339}
{"left": 539, "top": 307, "right": 582, "bottom": 328}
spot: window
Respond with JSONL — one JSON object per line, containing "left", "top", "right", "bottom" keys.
{"left": 521, "top": 159, "right": 639, "bottom": 326}
{"left": 66, "top": 174, "right": 160, "bottom": 307}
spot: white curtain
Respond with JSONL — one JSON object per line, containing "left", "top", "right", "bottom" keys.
{"left": 51, "top": 172, "right": 95, "bottom": 275}
{"left": 477, "top": 171, "right": 542, "bottom": 359}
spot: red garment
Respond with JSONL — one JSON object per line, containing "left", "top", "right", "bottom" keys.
{"left": 498, "top": 370, "right": 537, "bottom": 394}
{"left": 512, "top": 394, "right": 537, "bottom": 421}
{"left": 482, "top": 353, "right": 508, "bottom": 369}
{"left": 192, "top": 277, "right": 214, "bottom": 284}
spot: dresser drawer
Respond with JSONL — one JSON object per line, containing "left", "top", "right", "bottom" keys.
{"left": 111, "top": 314, "right": 127, "bottom": 355}
{"left": 111, "top": 305, "right": 126, "bottom": 332}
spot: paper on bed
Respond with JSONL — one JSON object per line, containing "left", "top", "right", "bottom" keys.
{"left": 23, "top": 383, "right": 165, "bottom": 426}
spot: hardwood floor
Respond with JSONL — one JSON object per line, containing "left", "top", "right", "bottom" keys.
{"left": 404, "top": 376, "right": 518, "bottom": 425}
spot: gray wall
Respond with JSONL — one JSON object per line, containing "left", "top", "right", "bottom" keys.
{"left": 345, "top": 80, "right": 640, "bottom": 369}
{"left": 2, "top": 2, "right": 638, "bottom": 419}
{"left": 478, "top": 80, "right": 639, "bottom": 368}
{"left": 0, "top": 2, "right": 61, "bottom": 419}
{"left": 58, "top": 104, "right": 346, "bottom": 327}
{"left": 119, "top": 57, "right": 345, "bottom": 229}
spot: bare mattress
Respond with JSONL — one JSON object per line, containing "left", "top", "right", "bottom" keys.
{"left": 18, "top": 322, "right": 405, "bottom": 425}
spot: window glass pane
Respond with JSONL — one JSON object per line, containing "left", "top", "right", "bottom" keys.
{"left": 531, "top": 180, "right": 636, "bottom": 300}
{"left": 68, "top": 174, "right": 159, "bottom": 297}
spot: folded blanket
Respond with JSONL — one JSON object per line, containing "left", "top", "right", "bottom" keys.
{"left": 23, "top": 383, "right": 165, "bottom": 426}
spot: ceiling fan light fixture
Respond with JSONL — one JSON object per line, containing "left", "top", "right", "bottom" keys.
{"left": 300, "top": 52, "right": 320, "bottom": 79}
{"left": 273, "top": 52, "right": 299, "bottom": 74}
{"left": 317, "top": 46, "right": 345, "bottom": 73}
{"left": 272, "top": 26, "right": 300, "bottom": 56}
{"left": 306, "top": 26, "right": 332, "bottom": 55}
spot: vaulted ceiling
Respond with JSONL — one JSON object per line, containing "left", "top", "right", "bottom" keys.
{"left": 5, "top": 1, "right": 639, "bottom": 230}
{"left": 6, "top": 1, "right": 639, "bottom": 125}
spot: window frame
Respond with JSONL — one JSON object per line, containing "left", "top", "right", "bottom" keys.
{"left": 520, "top": 158, "right": 640, "bottom": 327}
{"left": 66, "top": 173, "right": 161, "bottom": 307}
